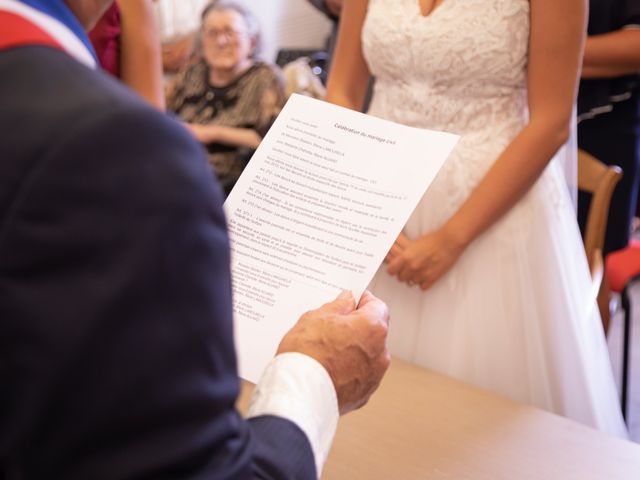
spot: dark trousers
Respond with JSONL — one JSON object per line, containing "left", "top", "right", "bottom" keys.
{"left": 578, "top": 92, "right": 640, "bottom": 255}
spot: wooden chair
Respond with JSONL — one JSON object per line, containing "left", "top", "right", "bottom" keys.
{"left": 577, "top": 148, "right": 622, "bottom": 328}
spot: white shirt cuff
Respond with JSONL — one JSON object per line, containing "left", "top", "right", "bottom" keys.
{"left": 247, "top": 352, "right": 339, "bottom": 477}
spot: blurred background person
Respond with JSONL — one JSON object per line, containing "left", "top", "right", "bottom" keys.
{"left": 167, "top": 1, "right": 285, "bottom": 197}
{"left": 89, "top": 0, "right": 165, "bottom": 109}
{"left": 577, "top": 0, "right": 640, "bottom": 257}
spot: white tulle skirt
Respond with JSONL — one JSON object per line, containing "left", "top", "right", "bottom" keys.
{"left": 370, "top": 152, "right": 628, "bottom": 438}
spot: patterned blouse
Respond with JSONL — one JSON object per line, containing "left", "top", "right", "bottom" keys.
{"left": 167, "top": 60, "right": 285, "bottom": 196}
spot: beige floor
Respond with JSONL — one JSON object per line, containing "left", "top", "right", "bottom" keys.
{"left": 606, "top": 289, "right": 640, "bottom": 442}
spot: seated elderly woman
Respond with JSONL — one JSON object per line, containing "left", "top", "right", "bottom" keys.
{"left": 167, "top": 1, "right": 285, "bottom": 196}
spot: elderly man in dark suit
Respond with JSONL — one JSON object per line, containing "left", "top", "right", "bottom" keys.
{"left": 0, "top": 1, "right": 390, "bottom": 478}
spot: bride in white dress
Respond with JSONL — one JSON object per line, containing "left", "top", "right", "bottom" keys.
{"left": 326, "top": 0, "right": 627, "bottom": 437}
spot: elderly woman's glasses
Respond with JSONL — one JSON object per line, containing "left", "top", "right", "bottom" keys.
{"left": 203, "top": 27, "right": 247, "bottom": 42}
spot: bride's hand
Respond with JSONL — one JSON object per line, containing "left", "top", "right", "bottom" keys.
{"left": 387, "top": 226, "right": 467, "bottom": 290}
{"left": 384, "top": 232, "right": 410, "bottom": 263}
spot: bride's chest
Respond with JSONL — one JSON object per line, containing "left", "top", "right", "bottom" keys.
{"left": 363, "top": 0, "right": 530, "bottom": 84}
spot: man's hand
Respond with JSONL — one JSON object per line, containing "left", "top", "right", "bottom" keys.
{"left": 278, "top": 290, "right": 390, "bottom": 415}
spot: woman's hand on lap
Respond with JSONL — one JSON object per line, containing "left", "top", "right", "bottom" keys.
{"left": 185, "top": 123, "right": 217, "bottom": 144}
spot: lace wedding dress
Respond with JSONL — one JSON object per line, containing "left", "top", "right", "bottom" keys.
{"left": 364, "top": 0, "right": 627, "bottom": 436}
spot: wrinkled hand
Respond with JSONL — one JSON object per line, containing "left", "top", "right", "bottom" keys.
{"left": 278, "top": 290, "right": 390, "bottom": 415}
{"left": 184, "top": 123, "right": 217, "bottom": 144}
{"left": 387, "top": 227, "right": 466, "bottom": 290}
{"left": 384, "top": 232, "right": 410, "bottom": 264}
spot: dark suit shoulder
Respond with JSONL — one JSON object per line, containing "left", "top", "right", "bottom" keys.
{"left": 0, "top": 46, "right": 223, "bottom": 242}
{"left": 0, "top": 46, "right": 315, "bottom": 480}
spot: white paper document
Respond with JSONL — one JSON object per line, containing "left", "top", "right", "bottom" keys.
{"left": 224, "top": 94, "right": 459, "bottom": 382}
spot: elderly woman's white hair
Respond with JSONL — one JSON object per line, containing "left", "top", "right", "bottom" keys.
{"left": 200, "top": 0, "right": 263, "bottom": 59}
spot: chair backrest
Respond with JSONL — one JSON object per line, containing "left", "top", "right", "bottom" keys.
{"left": 578, "top": 149, "right": 623, "bottom": 274}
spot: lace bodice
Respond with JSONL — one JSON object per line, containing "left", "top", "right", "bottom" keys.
{"left": 363, "top": 0, "right": 533, "bottom": 219}
{"left": 363, "top": 0, "right": 530, "bottom": 135}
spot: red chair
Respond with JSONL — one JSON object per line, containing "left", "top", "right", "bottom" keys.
{"left": 605, "top": 239, "right": 640, "bottom": 420}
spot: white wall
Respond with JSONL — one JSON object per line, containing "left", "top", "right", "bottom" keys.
{"left": 242, "top": 0, "right": 332, "bottom": 62}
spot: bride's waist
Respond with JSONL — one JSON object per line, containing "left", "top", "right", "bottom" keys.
{"left": 368, "top": 83, "right": 527, "bottom": 133}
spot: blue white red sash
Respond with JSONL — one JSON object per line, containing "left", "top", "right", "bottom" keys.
{"left": 0, "top": 0, "right": 95, "bottom": 68}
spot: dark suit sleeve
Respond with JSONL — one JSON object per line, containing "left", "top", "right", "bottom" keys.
{"left": 0, "top": 102, "right": 315, "bottom": 479}
{"left": 621, "top": 0, "right": 640, "bottom": 25}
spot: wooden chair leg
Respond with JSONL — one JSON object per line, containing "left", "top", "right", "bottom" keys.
{"left": 598, "top": 274, "right": 612, "bottom": 335}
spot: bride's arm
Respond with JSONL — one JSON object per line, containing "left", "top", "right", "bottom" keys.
{"left": 389, "top": 0, "right": 588, "bottom": 289}
{"left": 445, "top": 0, "right": 587, "bottom": 244}
{"left": 326, "top": 0, "right": 413, "bottom": 261}
{"left": 325, "top": 0, "right": 371, "bottom": 110}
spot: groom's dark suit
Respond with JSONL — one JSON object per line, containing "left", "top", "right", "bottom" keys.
{"left": 0, "top": 18, "right": 314, "bottom": 480}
